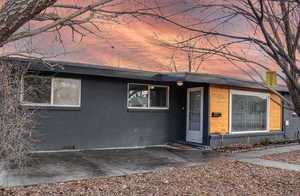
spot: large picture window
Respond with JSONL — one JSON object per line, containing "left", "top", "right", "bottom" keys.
{"left": 127, "top": 83, "right": 169, "bottom": 109}
{"left": 21, "top": 75, "right": 81, "bottom": 107}
{"left": 231, "top": 90, "right": 269, "bottom": 133}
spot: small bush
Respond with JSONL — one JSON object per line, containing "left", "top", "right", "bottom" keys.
{"left": 260, "top": 138, "right": 271, "bottom": 146}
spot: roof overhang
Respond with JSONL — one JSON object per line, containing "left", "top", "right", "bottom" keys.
{"left": 1, "top": 57, "right": 288, "bottom": 92}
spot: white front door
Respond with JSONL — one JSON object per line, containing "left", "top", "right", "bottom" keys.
{"left": 186, "top": 87, "right": 203, "bottom": 143}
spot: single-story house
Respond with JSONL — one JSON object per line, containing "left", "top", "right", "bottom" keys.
{"left": 4, "top": 58, "right": 296, "bottom": 150}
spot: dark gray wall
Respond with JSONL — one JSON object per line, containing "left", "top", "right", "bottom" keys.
{"left": 209, "top": 131, "right": 284, "bottom": 146}
{"left": 283, "top": 94, "right": 300, "bottom": 139}
{"left": 34, "top": 75, "right": 196, "bottom": 150}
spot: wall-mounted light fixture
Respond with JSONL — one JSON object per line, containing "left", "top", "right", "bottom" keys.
{"left": 149, "top": 85, "right": 155, "bottom": 89}
{"left": 176, "top": 81, "right": 184, "bottom": 86}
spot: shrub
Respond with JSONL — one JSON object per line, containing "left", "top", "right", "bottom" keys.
{"left": 0, "top": 62, "right": 37, "bottom": 168}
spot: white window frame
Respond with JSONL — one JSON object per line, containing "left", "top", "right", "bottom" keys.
{"left": 21, "top": 75, "right": 81, "bottom": 107}
{"left": 127, "top": 83, "right": 169, "bottom": 110}
{"left": 229, "top": 90, "right": 270, "bottom": 134}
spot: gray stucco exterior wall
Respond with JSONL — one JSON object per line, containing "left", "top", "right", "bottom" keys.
{"left": 283, "top": 94, "right": 300, "bottom": 139}
{"left": 33, "top": 74, "right": 196, "bottom": 150}
{"left": 24, "top": 71, "right": 289, "bottom": 150}
{"left": 284, "top": 112, "right": 300, "bottom": 139}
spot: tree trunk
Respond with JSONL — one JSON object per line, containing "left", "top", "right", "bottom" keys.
{"left": 0, "top": 0, "right": 57, "bottom": 46}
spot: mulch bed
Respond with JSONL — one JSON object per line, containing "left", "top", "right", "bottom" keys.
{"left": 1, "top": 159, "right": 300, "bottom": 196}
{"left": 211, "top": 140, "right": 300, "bottom": 153}
{"left": 263, "top": 150, "right": 300, "bottom": 165}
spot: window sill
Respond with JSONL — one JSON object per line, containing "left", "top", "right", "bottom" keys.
{"left": 20, "top": 105, "right": 81, "bottom": 111}
{"left": 210, "top": 130, "right": 283, "bottom": 138}
{"left": 127, "top": 108, "right": 169, "bottom": 112}
{"left": 230, "top": 130, "right": 270, "bottom": 134}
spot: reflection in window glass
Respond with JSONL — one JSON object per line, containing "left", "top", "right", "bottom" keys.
{"left": 189, "top": 91, "right": 201, "bottom": 130}
{"left": 53, "top": 78, "right": 81, "bottom": 106}
{"left": 232, "top": 94, "right": 268, "bottom": 132}
{"left": 22, "top": 75, "right": 81, "bottom": 107}
{"left": 128, "top": 84, "right": 148, "bottom": 108}
{"left": 150, "top": 86, "right": 168, "bottom": 107}
{"left": 23, "top": 76, "right": 51, "bottom": 104}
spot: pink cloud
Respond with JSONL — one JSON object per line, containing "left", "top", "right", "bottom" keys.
{"left": 1, "top": 0, "right": 281, "bottom": 81}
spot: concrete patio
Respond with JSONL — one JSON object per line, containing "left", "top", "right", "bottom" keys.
{"left": 2, "top": 144, "right": 300, "bottom": 188}
{"left": 0, "top": 146, "right": 224, "bottom": 187}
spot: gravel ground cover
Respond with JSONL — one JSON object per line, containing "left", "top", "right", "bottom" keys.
{"left": 1, "top": 159, "right": 300, "bottom": 196}
{"left": 263, "top": 150, "right": 300, "bottom": 165}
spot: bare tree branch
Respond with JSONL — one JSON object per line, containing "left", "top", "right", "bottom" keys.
{"left": 155, "top": 0, "right": 300, "bottom": 115}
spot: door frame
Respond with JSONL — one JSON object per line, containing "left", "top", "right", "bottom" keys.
{"left": 186, "top": 87, "right": 204, "bottom": 144}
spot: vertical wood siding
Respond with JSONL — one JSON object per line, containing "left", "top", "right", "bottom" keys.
{"left": 270, "top": 94, "right": 282, "bottom": 130}
{"left": 209, "top": 85, "right": 282, "bottom": 134}
{"left": 209, "top": 85, "right": 229, "bottom": 134}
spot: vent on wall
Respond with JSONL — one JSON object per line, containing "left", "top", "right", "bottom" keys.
{"left": 62, "top": 145, "right": 75, "bottom": 150}
{"left": 211, "top": 112, "right": 222, "bottom": 117}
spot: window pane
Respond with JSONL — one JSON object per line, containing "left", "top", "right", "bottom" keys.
{"left": 150, "top": 86, "right": 168, "bottom": 108}
{"left": 232, "top": 94, "right": 267, "bottom": 132}
{"left": 189, "top": 91, "right": 201, "bottom": 130}
{"left": 128, "top": 84, "right": 148, "bottom": 108}
{"left": 23, "top": 76, "right": 51, "bottom": 104}
{"left": 53, "top": 78, "right": 81, "bottom": 106}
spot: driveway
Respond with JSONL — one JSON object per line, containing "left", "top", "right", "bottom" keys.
{"left": 0, "top": 146, "right": 224, "bottom": 187}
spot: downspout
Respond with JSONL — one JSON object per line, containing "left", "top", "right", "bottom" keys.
{"left": 282, "top": 96, "right": 286, "bottom": 139}
{"left": 207, "top": 85, "right": 211, "bottom": 146}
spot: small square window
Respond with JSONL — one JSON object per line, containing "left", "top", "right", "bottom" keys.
{"left": 22, "top": 76, "right": 51, "bottom": 105}
{"left": 53, "top": 78, "right": 81, "bottom": 106}
{"left": 128, "top": 84, "right": 148, "bottom": 108}
{"left": 150, "top": 86, "right": 168, "bottom": 108}
{"left": 127, "top": 83, "right": 169, "bottom": 109}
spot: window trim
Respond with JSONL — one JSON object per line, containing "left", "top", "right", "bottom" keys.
{"left": 127, "top": 83, "right": 169, "bottom": 110}
{"left": 21, "top": 75, "right": 81, "bottom": 108}
{"left": 229, "top": 90, "right": 270, "bottom": 134}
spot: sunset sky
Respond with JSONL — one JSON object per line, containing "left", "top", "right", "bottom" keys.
{"left": 1, "top": 0, "right": 282, "bottom": 80}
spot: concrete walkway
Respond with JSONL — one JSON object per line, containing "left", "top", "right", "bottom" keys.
{"left": 232, "top": 144, "right": 300, "bottom": 172}
{"left": 0, "top": 146, "right": 224, "bottom": 187}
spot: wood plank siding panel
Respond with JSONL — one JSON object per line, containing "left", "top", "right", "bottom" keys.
{"left": 270, "top": 94, "right": 282, "bottom": 130}
{"left": 209, "top": 85, "right": 283, "bottom": 134}
{"left": 209, "top": 85, "right": 230, "bottom": 134}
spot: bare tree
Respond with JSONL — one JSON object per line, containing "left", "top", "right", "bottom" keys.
{"left": 153, "top": 0, "right": 300, "bottom": 116}
{"left": 183, "top": 37, "right": 203, "bottom": 73}
{"left": 0, "top": 62, "right": 36, "bottom": 168}
{"left": 164, "top": 34, "right": 208, "bottom": 72}
{"left": 0, "top": 0, "right": 160, "bottom": 58}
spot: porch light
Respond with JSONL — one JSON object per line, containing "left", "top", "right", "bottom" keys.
{"left": 176, "top": 81, "right": 184, "bottom": 86}
{"left": 149, "top": 85, "right": 155, "bottom": 89}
